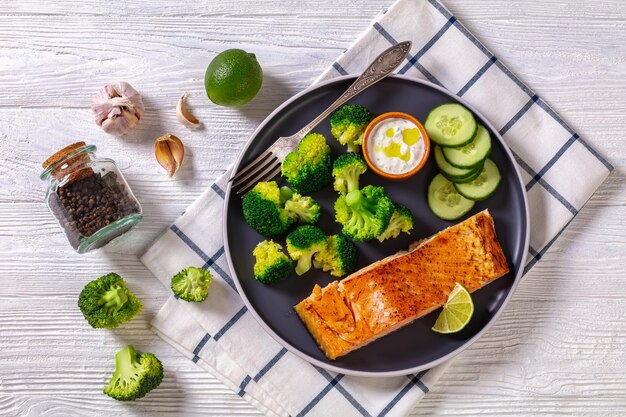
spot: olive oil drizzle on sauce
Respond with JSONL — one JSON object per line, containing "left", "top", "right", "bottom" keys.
{"left": 374, "top": 127, "right": 421, "bottom": 162}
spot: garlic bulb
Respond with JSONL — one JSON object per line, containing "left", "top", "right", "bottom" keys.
{"left": 92, "top": 81, "right": 145, "bottom": 136}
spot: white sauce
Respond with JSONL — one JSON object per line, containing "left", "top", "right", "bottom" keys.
{"left": 367, "top": 117, "right": 425, "bottom": 174}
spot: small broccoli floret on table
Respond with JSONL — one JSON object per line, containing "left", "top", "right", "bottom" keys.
{"left": 313, "top": 234, "right": 358, "bottom": 277}
{"left": 78, "top": 273, "right": 142, "bottom": 329}
{"left": 253, "top": 240, "right": 294, "bottom": 284}
{"left": 103, "top": 345, "right": 163, "bottom": 401}
{"left": 334, "top": 185, "right": 394, "bottom": 242}
{"left": 171, "top": 266, "right": 213, "bottom": 302}
{"left": 286, "top": 225, "right": 327, "bottom": 275}
{"left": 281, "top": 132, "right": 332, "bottom": 194}
{"left": 377, "top": 204, "right": 415, "bottom": 242}
{"left": 332, "top": 152, "right": 367, "bottom": 195}
{"left": 330, "top": 104, "right": 375, "bottom": 153}
{"left": 243, "top": 181, "right": 295, "bottom": 237}
{"left": 284, "top": 193, "right": 321, "bottom": 225}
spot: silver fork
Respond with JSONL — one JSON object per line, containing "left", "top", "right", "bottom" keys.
{"left": 229, "top": 40, "right": 412, "bottom": 195}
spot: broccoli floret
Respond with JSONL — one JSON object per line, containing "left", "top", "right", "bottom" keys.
{"left": 103, "top": 345, "right": 163, "bottom": 401}
{"left": 243, "top": 182, "right": 322, "bottom": 236}
{"left": 334, "top": 185, "right": 394, "bottom": 242}
{"left": 253, "top": 240, "right": 294, "bottom": 284}
{"left": 243, "top": 181, "right": 294, "bottom": 237}
{"left": 281, "top": 132, "right": 332, "bottom": 194}
{"left": 330, "top": 104, "right": 375, "bottom": 152}
{"left": 377, "top": 204, "right": 415, "bottom": 242}
{"left": 332, "top": 153, "right": 367, "bottom": 195}
{"left": 284, "top": 193, "right": 321, "bottom": 224}
{"left": 171, "top": 266, "right": 213, "bottom": 302}
{"left": 313, "top": 234, "right": 358, "bottom": 277}
{"left": 78, "top": 273, "right": 142, "bottom": 329}
{"left": 286, "top": 225, "right": 327, "bottom": 275}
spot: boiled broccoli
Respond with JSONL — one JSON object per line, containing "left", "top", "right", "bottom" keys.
{"left": 377, "top": 204, "right": 415, "bottom": 242}
{"left": 284, "top": 193, "right": 321, "bottom": 224}
{"left": 242, "top": 181, "right": 294, "bottom": 237}
{"left": 313, "top": 234, "right": 358, "bottom": 277}
{"left": 253, "top": 240, "right": 294, "bottom": 284}
{"left": 171, "top": 266, "right": 213, "bottom": 302}
{"left": 286, "top": 225, "right": 327, "bottom": 275}
{"left": 334, "top": 185, "right": 394, "bottom": 242}
{"left": 332, "top": 153, "right": 367, "bottom": 195}
{"left": 330, "top": 104, "right": 375, "bottom": 152}
{"left": 281, "top": 132, "right": 332, "bottom": 194}
{"left": 78, "top": 273, "right": 142, "bottom": 329}
{"left": 103, "top": 345, "right": 163, "bottom": 401}
{"left": 243, "top": 182, "right": 321, "bottom": 237}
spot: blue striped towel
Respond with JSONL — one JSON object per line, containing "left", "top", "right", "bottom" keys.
{"left": 142, "top": 0, "right": 612, "bottom": 416}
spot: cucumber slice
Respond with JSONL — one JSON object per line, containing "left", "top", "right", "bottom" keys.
{"left": 446, "top": 163, "right": 483, "bottom": 184}
{"left": 453, "top": 159, "right": 501, "bottom": 201}
{"left": 425, "top": 103, "right": 477, "bottom": 147}
{"left": 427, "top": 174, "right": 475, "bottom": 221}
{"left": 442, "top": 124, "right": 491, "bottom": 169}
{"left": 434, "top": 146, "right": 474, "bottom": 179}
{"left": 435, "top": 145, "right": 483, "bottom": 183}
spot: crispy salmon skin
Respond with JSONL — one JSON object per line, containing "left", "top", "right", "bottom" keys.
{"left": 294, "top": 210, "right": 509, "bottom": 360}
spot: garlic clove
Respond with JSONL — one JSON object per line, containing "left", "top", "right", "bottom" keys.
{"left": 106, "top": 84, "right": 121, "bottom": 98}
{"left": 176, "top": 94, "right": 201, "bottom": 129}
{"left": 123, "top": 110, "right": 139, "bottom": 130}
{"left": 155, "top": 134, "right": 185, "bottom": 177}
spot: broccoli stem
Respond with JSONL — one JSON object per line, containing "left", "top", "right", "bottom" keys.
{"left": 98, "top": 285, "right": 128, "bottom": 315}
{"left": 290, "top": 206, "right": 306, "bottom": 219}
{"left": 279, "top": 186, "right": 293, "bottom": 204}
{"left": 176, "top": 271, "right": 202, "bottom": 295}
{"left": 345, "top": 189, "right": 360, "bottom": 207}
{"left": 113, "top": 346, "right": 141, "bottom": 385}
{"left": 295, "top": 255, "right": 313, "bottom": 275}
{"left": 345, "top": 189, "right": 375, "bottom": 212}
{"left": 347, "top": 142, "right": 361, "bottom": 153}
{"left": 346, "top": 171, "right": 360, "bottom": 194}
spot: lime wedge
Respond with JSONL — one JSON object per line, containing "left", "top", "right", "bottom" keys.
{"left": 432, "top": 282, "right": 474, "bottom": 334}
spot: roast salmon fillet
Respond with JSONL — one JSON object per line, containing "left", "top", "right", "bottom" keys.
{"left": 294, "top": 210, "right": 509, "bottom": 360}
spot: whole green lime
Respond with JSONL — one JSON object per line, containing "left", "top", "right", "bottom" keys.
{"left": 204, "top": 49, "right": 263, "bottom": 107}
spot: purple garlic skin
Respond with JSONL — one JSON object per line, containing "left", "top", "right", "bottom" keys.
{"left": 91, "top": 81, "right": 145, "bottom": 136}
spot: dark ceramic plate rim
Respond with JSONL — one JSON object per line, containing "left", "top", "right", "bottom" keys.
{"left": 223, "top": 74, "right": 530, "bottom": 377}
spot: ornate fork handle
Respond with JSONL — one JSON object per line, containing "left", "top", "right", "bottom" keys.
{"left": 293, "top": 41, "right": 412, "bottom": 141}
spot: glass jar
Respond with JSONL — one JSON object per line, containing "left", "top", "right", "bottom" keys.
{"left": 41, "top": 141, "right": 142, "bottom": 253}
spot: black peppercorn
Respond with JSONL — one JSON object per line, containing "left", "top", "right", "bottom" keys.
{"left": 55, "top": 171, "right": 139, "bottom": 241}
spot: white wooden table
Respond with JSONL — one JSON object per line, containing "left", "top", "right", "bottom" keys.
{"left": 1, "top": 0, "right": 624, "bottom": 415}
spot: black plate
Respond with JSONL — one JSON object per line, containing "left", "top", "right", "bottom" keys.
{"left": 224, "top": 75, "right": 529, "bottom": 376}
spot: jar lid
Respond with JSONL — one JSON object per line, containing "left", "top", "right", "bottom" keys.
{"left": 40, "top": 141, "right": 96, "bottom": 182}
{"left": 41, "top": 141, "right": 87, "bottom": 169}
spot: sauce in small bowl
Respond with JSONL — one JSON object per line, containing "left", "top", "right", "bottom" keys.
{"left": 362, "top": 112, "right": 430, "bottom": 180}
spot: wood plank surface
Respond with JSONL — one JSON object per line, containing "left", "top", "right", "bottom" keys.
{"left": 0, "top": 0, "right": 624, "bottom": 415}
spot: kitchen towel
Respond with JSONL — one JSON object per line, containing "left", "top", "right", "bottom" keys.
{"left": 142, "top": 0, "right": 613, "bottom": 416}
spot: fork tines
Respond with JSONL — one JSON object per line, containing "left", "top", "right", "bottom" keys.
{"left": 230, "top": 151, "right": 282, "bottom": 194}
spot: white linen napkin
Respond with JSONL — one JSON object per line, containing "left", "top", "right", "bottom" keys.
{"left": 142, "top": 0, "right": 613, "bottom": 416}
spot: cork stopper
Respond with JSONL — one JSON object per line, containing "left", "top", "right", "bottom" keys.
{"left": 42, "top": 141, "right": 93, "bottom": 182}
{"left": 42, "top": 141, "right": 87, "bottom": 169}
